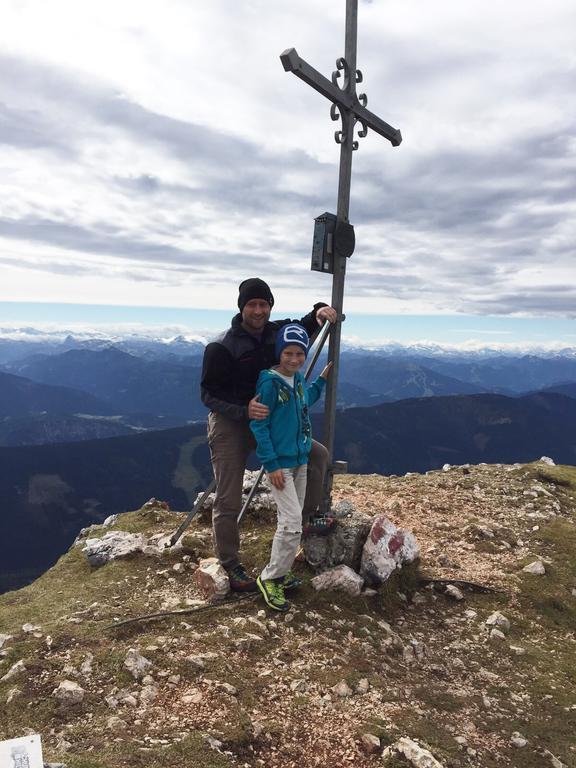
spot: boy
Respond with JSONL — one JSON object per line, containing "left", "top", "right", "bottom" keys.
{"left": 250, "top": 323, "right": 332, "bottom": 611}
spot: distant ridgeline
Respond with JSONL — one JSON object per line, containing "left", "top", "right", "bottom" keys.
{"left": 1, "top": 391, "right": 576, "bottom": 593}
{"left": 1, "top": 342, "right": 576, "bottom": 447}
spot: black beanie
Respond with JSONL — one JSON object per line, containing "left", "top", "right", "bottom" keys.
{"left": 237, "top": 278, "right": 274, "bottom": 312}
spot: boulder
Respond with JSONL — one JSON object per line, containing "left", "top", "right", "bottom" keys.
{"left": 486, "top": 611, "right": 510, "bottom": 634}
{"left": 332, "top": 680, "right": 353, "bottom": 697}
{"left": 510, "top": 732, "right": 528, "bottom": 748}
{"left": 82, "top": 531, "right": 147, "bottom": 567}
{"left": 383, "top": 737, "right": 445, "bottom": 767}
{"left": 194, "top": 557, "right": 230, "bottom": 598}
{"left": 360, "top": 733, "right": 381, "bottom": 755}
{"left": 303, "top": 508, "right": 372, "bottom": 571}
{"left": 53, "top": 680, "right": 85, "bottom": 704}
{"left": 523, "top": 560, "right": 546, "bottom": 575}
{"left": 311, "top": 565, "right": 364, "bottom": 596}
{"left": 360, "top": 515, "right": 419, "bottom": 586}
{"left": 1, "top": 659, "right": 25, "bottom": 682}
{"left": 124, "top": 648, "right": 153, "bottom": 680}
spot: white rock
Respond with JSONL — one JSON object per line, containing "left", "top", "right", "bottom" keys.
{"left": 139, "top": 684, "right": 159, "bottom": 705}
{"left": 186, "top": 655, "right": 205, "bottom": 670}
{"left": 523, "top": 560, "right": 546, "bottom": 575}
{"left": 1, "top": 659, "right": 25, "bottom": 682}
{"left": 383, "top": 736, "right": 446, "bottom": 767}
{"left": 181, "top": 690, "right": 203, "bottom": 704}
{"left": 486, "top": 611, "right": 510, "bottom": 633}
{"left": 489, "top": 629, "right": 507, "bottom": 644}
{"left": 22, "top": 623, "right": 41, "bottom": 633}
{"left": 80, "top": 653, "right": 94, "bottom": 677}
{"left": 219, "top": 682, "right": 238, "bottom": 696}
{"left": 543, "top": 749, "right": 567, "bottom": 768}
{"left": 510, "top": 732, "right": 528, "bottom": 748}
{"left": 107, "top": 715, "right": 128, "bottom": 730}
{"left": 290, "top": 679, "right": 307, "bottom": 692}
{"left": 53, "top": 680, "right": 85, "bottom": 704}
{"left": 124, "top": 648, "right": 153, "bottom": 680}
{"left": 6, "top": 687, "right": 22, "bottom": 704}
{"left": 445, "top": 585, "right": 464, "bottom": 601}
{"left": 510, "top": 645, "right": 527, "bottom": 656}
{"left": 82, "top": 531, "right": 147, "bottom": 566}
{"left": 193, "top": 557, "right": 230, "bottom": 598}
{"left": 356, "top": 678, "right": 370, "bottom": 694}
{"left": 360, "top": 515, "right": 419, "bottom": 585}
{"left": 332, "top": 680, "right": 353, "bottom": 698}
{"left": 103, "top": 514, "right": 119, "bottom": 527}
{"left": 0, "top": 634, "right": 13, "bottom": 649}
{"left": 311, "top": 565, "right": 364, "bottom": 596}
{"left": 206, "top": 735, "right": 223, "bottom": 751}
{"left": 539, "top": 456, "right": 555, "bottom": 466}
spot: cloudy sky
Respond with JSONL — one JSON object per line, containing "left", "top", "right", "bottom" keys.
{"left": 1, "top": 0, "right": 575, "bottom": 341}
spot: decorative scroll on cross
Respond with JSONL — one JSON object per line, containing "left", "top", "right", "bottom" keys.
{"left": 280, "top": 0, "right": 402, "bottom": 510}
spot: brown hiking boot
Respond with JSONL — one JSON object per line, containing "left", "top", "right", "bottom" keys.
{"left": 226, "top": 563, "right": 258, "bottom": 593}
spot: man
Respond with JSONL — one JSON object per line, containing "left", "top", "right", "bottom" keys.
{"left": 201, "top": 277, "right": 336, "bottom": 591}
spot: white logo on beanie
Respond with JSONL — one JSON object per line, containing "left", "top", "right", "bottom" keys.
{"left": 283, "top": 325, "right": 307, "bottom": 343}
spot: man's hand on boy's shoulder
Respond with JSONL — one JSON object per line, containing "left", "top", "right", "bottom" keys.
{"left": 315, "top": 306, "right": 337, "bottom": 325}
{"left": 248, "top": 394, "right": 269, "bottom": 420}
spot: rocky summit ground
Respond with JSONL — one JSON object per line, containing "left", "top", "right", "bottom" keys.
{"left": 1, "top": 460, "right": 576, "bottom": 768}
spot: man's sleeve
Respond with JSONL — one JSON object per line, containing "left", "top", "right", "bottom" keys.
{"left": 299, "top": 302, "right": 328, "bottom": 338}
{"left": 200, "top": 342, "right": 248, "bottom": 421}
{"left": 249, "top": 380, "right": 280, "bottom": 472}
{"left": 275, "top": 302, "right": 328, "bottom": 341}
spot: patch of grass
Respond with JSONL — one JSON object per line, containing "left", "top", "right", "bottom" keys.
{"left": 413, "top": 687, "right": 463, "bottom": 713}
{"left": 356, "top": 717, "right": 396, "bottom": 746}
{"left": 517, "top": 462, "right": 576, "bottom": 492}
{"left": 518, "top": 518, "right": 576, "bottom": 630}
{"left": 54, "top": 731, "right": 236, "bottom": 768}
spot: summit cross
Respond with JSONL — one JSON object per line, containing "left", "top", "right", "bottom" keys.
{"left": 280, "top": 0, "right": 402, "bottom": 506}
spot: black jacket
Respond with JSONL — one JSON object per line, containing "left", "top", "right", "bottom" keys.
{"left": 201, "top": 304, "right": 325, "bottom": 421}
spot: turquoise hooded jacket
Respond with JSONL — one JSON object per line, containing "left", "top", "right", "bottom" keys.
{"left": 250, "top": 368, "right": 326, "bottom": 472}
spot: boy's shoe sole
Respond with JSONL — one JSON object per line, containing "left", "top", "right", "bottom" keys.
{"left": 256, "top": 576, "right": 291, "bottom": 612}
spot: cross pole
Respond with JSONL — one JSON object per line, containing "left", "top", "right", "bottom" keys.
{"left": 280, "top": 0, "right": 402, "bottom": 509}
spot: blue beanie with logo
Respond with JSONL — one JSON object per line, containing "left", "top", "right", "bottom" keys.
{"left": 275, "top": 323, "right": 309, "bottom": 360}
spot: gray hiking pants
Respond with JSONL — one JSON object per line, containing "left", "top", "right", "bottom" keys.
{"left": 261, "top": 465, "right": 307, "bottom": 581}
{"left": 207, "top": 411, "right": 328, "bottom": 570}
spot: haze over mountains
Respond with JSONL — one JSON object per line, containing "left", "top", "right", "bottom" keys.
{"left": 1, "top": 327, "right": 576, "bottom": 592}
{"left": 2, "top": 328, "right": 576, "bottom": 446}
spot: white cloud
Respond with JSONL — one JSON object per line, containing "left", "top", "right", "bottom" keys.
{"left": 0, "top": 0, "right": 574, "bottom": 316}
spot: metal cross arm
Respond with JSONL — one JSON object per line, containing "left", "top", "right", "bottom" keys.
{"left": 280, "top": 47, "right": 402, "bottom": 147}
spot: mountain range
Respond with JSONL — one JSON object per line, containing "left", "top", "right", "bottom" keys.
{"left": 2, "top": 332, "right": 576, "bottom": 446}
